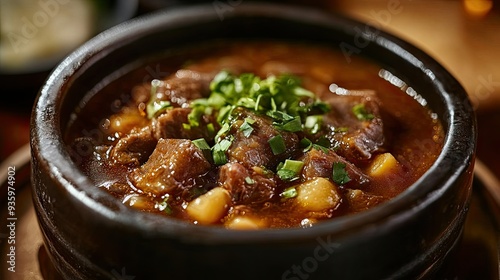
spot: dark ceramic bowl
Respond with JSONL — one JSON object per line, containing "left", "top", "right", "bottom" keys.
{"left": 30, "top": 3, "right": 476, "bottom": 280}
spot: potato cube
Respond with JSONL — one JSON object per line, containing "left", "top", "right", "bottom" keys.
{"left": 296, "top": 177, "right": 341, "bottom": 212}
{"left": 186, "top": 187, "right": 231, "bottom": 225}
{"left": 367, "top": 153, "right": 400, "bottom": 177}
{"left": 225, "top": 216, "right": 263, "bottom": 230}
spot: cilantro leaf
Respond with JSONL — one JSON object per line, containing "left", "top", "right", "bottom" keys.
{"left": 332, "top": 162, "right": 351, "bottom": 185}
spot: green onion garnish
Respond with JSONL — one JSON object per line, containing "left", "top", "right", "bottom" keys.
{"left": 268, "top": 134, "right": 286, "bottom": 155}
{"left": 212, "top": 138, "right": 232, "bottom": 165}
{"left": 352, "top": 103, "right": 374, "bottom": 121}
{"left": 276, "top": 159, "right": 304, "bottom": 181}
{"left": 280, "top": 186, "right": 298, "bottom": 199}
{"left": 239, "top": 118, "right": 255, "bottom": 138}
{"left": 192, "top": 138, "right": 212, "bottom": 160}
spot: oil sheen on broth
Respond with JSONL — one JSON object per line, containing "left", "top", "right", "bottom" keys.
{"left": 65, "top": 41, "right": 444, "bottom": 229}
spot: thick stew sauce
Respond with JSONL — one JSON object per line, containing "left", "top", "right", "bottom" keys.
{"left": 66, "top": 41, "right": 444, "bottom": 229}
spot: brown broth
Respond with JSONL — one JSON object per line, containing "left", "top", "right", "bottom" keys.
{"left": 65, "top": 41, "right": 444, "bottom": 229}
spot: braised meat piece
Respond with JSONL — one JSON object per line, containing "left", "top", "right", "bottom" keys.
{"left": 227, "top": 108, "right": 299, "bottom": 170}
{"left": 130, "top": 139, "right": 211, "bottom": 197}
{"left": 109, "top": 126, "right": 157, "bottom": 167}
{"left": 155, "top": 70, "right": 213, "bottom": 107}
{"left": 131, "top": 69, "right": 213, "bottom": 108}
{"left": 344, "top": 189, "right": 385, "bottom": 213}
{"left": 153, "top": 108, "right": 219, "bottom": 141}
{"left": 301, "top": 148, "right": 370, "bottom": 188}
{"left": 319, "top": 91, "right": 385, "bottom": 163}
{"left": 219, "top": 162, "right": 277, "bottom": 205}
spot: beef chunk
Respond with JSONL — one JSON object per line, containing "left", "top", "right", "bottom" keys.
{"left": 110, "top": 126, "right": 157, "bottom": 167}
{"left": 344, "top": 189, "right": 385, "bottom": 213}
{"left": 133, "top": 69, "right": 212, "bottom": 108}
{"left": 130, "top": 139, "right": 211, "bottom": 197}
{"left": 301, "top": 148, "right": 370, "bottom": 188}
{"left": 219, "top": 162, "right": 277, "bottom": 205}
{"left": 319, "top": 91, "right": 385, "bottom": 163}
{"left": 157, "top": 71, "right": 211, "bottom": 107}
{"left": 227, "top": 109, "right": 299, "bottom": 169}
{"left": 153, "top": 108, "right": 219, "bottom": 141}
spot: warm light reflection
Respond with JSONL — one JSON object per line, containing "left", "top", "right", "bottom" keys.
{"left": 463, "top": 0, "right": 493, "bottom": 17}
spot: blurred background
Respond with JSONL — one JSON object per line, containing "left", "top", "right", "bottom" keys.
{"left": 0, "top": 0, "right": 499, "bottom": 278}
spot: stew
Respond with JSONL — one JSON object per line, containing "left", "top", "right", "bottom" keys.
{"left": 66, "top": 41, "right": 444, "bottom": 229}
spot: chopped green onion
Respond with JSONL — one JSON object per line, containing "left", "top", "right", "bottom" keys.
{"left": 245, "top": 177, "right": 255, "bottom": 184}
{"left": 280, "top": 116, "right": 302, "bottom": 132}
{"left": 268, "top": 134, "right": 286, "bottom": 155}
{"left": 276, "top": 159, "right": 304, "bottom": 181}
{"left": 146, "top": 79, "right": 173, "bottom": 119}
{"left": 192, "top": 138, "right": 212, "bottom": 160}
{"left": 192, "top": 138, "right": 210, "bottom": 150}
{"left": 239, "top": 118, "right": 255, "bottom": 138}
{"left": 300, "top": 138, "right": 313, "bottom": 152}
{"left": 181, "top": 71, "right": 331, "bottom": 158}
{"left": 352, "top": 103, "right": 374, "bottom": 121}
{"left": 215, "top": 123, "right": 230, "bottom": 141}
{"left": 212, "top": 138, "right": 232, "bottom": 165}
{"left": 156, "top": 197, "right": 173, "bottom": 215}
{"left": 305, "top": 115, "right": 323, "bottom": 134}
{"left": 267, "top": 110, "right": 295, "bottom": 122}
{"left": 187, "top": 106, "right": 206, "bottom": 127}
{"left": 332, "top": 162, "right": 351, "bottom": 185}
{"left": 207, "top": 123, "right": 215, "bottom": 136}
{"left": 316, "top": 136, "right": 330, "bottom": 147}
{"left": 335, "top": 127, "right": 349, "bottom": 133}
{"left": 280, "top": 187, "right": 298, "bottom": 199}
{"left": 147, "top": 100, "right": 171, "bottom": 119}
{"left": 276, "top": 169, "right": 296, "bottom": 181}
{"left": 282, "top": 159, "right": 304, "bottom": 173}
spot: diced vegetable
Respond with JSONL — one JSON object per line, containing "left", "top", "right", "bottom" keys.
{"left": 352, "top": 103, "right": 374, "bottom": 121}
{"left": 268, "top": 134, "right": 286, "bottom": 155}
{"left": 212, "top": 138, "right": 233, "bottom": 165}
{"left": 367, "top": 153, "right": 400, "bottom": 177}
{"left": 295, "top": 177, "right": 341, "bottom": 212}
{"left": 122, "top": 194, "right": 154, "bottom": 211}
{"left": 185, "top": 70, "right": 330, "bottom": 146}
{"left": 276, "top": 159, "right": 304, "bottom": 181}
{"left": 225, "top": 216, "right": 263, "bottom": 230}
{"left": 186, "top": 187, "right": 231, "bottom": 224}
{"left": 147, "top": 79, "right": 172, "bottom": 119}
{"left": 280, "top": 186, "right": 298, "bottom": 199}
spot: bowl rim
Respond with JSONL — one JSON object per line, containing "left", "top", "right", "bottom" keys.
{"left": 31, "top": 2, "right": 476, "bottom": 244}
